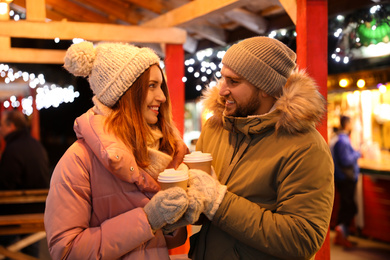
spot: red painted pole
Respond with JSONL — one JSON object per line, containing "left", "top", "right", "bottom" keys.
{"left": 165, "top": 44, "right": 185, "bottom": 137}
{"left": 164, "top": 44, "right": 190, "bottom": 256}
{"left": 30, "top": 88, "right": 40, "bottom": 141}
{"left": 296, "top": 0, "right": 331, "bottom": 259}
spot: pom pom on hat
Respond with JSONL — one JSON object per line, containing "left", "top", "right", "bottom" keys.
{"left": 64, "top": 41, "right": 160, "bottom": 107}
{"left": 64, "top": 41, "right": 95, "bottom": 77}
{"left": 222, "top": 36, "right": 296, "bottom": 98}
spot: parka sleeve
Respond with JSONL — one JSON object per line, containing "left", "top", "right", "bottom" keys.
{"left": 44, "top": 144, "right": 156, "bottom": 260}
{"left": 212, "top": 143, "right": 335, "bottom": 260}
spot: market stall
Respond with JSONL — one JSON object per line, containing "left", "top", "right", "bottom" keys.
{"left": 328, "top": 68, "right": 390, "bottom": 243}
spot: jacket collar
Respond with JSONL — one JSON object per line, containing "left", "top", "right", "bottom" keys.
{"left": 223, "top": 112, "right": 278, "bottom": 136}
{"left": 4, "top": 129, "right": 28, "bottom": 143}
{"left": 73, "top": 109, "right": 160, "bottom": 192}
{"left": 202, "top": 69, "right": 325, "bottom": 135}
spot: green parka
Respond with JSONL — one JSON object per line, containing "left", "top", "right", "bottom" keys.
{"left": 190, "top": 70, "right": 334, "bottom": 260}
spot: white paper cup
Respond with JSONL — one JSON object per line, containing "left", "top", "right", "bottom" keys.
{"left": 183, "top": 151, "right": 213, "bottom": 175}
{"left": 158, "top": 168, "right": 189, "bottom": 191}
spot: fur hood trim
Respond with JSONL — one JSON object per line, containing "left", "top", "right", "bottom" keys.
{"left": 201, "top": 69, "right": 326, "bottom": 135}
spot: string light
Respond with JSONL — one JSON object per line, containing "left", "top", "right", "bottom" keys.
{"left": 331, "top": 4, "right": 390, "bottom": 64}
{"left": 0, "top": 63, "right": 79, "bottom": 115}
{"left": 357, "top": 79, "right": 366, "bottom": 88}
{"left": 339, "top": 79, "right": 349, "bottom": 87}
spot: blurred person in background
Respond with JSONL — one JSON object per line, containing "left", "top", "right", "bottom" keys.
{"left": 0, "top": 109, "right": 50, "bottom": 258}
{"left": 331, "top": 115, "right": 361, "bottom": 248}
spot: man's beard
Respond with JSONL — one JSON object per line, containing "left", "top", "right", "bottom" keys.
{"left": 224, "top": 92, "right": 261, "bottom": 117}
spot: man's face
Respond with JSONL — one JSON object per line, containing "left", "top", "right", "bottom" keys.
{"left": 219, "top": 66, "right": 262, "bottom": 117}
{"left": 0, "top": 114, "right": 15, "bottom": 138}
{"left": 344, "top": 120, "right": 352, "bottom": 134}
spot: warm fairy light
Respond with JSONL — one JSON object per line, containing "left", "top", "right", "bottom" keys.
{"left": 346, "top": 91, "right": 360, "bottom": 108}
{"left": 379, "top": 84, "right": 387, "bottom": 93}
{"left": 374, "top": 104, "right": 390, "bottom": 123}
{"left": 0, "top": 3, "right": 8, "bottom": 15}
{"left": 361, "top": 90, "right": 372, "bottom": 142}
{"left": 339, "top": 79, "right": 349, "bottom": 87}
{"left": 0, "top": 1, "right": 12, "bottom": 15}
{"left": 357, "top": 79, "right": 365, "bottom": 88}
{"left": 0, "top": 63, "right": 80, "bottom": 115}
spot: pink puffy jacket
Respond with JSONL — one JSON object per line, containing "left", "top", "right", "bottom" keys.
{"left": 44, "top": 109, "right": 188, "bottom": 259}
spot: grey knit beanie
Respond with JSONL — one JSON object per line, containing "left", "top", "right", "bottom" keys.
{"left": 64, "top": 41, "right": 160, "bottom": 107}
{"left": 222, "top": 37, "right": 297, "bottom": 98}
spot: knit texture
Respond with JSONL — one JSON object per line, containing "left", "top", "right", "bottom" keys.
{"left": 162, "top": 179, "right": 206, "bottom": 233}
{"left": 64, "top": 41, "right": 160, "bottom": 107}
{"left": 187, "top": 169, "right": 227, "bottom": 220}
{"left": 143, "top": 187, "right": 188, "bottom": 231}
{"left": 222, "top": 36, "right": 297, "bottom": 98}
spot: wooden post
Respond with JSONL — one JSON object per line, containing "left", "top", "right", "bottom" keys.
{"left": 30, "top": 88, "right": 40, "bottom": 141}
{"left": 296, "top": 0, "right": 330, "bottom": 259}
{"left": 165, "top": 44, "right": 185, "bottom": 136}
{"left": 164, "top": 44, "right": 190, "bottom": 256}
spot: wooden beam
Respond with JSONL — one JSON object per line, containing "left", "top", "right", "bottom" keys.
{"left": 0, "top": 0, "right": 10, "bottom": 58}
{"left": 0, "top": 47, "right": 66, "bottom": 64}
{"left": 183, "top": 34, "right": 198, "bottom": 53}
{"left": 188, "top": 23, "right": 227, "bottom": 46}
{"left": 260, "top": 5, "right": 285, "bottom": 17}
{"left": 0, "top": 83, "right": 30, "bottom": 99}
{"left": 12, "top": 0, "right": 114, "bottom": 24}
{"left": 142, "top": 0, "right": 245, "bottom": 27}
{"left": 26, "top": 0, "right": 46, "bottom": 21}
{"left": 124, "top": 0, "right": 165, "bottom": 14}
{"left": 0, "top": 20, "right": 187, "bottom": 44}
{"left": 279, "top": 0, "right": 297, "bottom": 24}
{"left": 71, "top": 0, "right": 142, "bottom": 25}
{"left": 225, "top": 8, "right": 268, "bottom": 34}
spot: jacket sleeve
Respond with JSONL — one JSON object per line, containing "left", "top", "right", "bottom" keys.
{"left": 212, "top": 143, "right": 335, "bottom": 260}
{"left": 44, "top": 144, "right": 156, "bottom": 260}
{"left": 334, "top": 137, "right": 361, "bottom": 167}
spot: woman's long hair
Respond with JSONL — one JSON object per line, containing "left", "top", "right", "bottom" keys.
{"left": 105, "top": 65, "right": 180, "bottom": 168}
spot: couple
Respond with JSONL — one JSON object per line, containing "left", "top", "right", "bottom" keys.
{"left": 44, "top": 37, "right": 334, "bottom": 259}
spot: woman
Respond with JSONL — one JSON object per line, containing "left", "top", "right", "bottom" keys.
{"left": 44, "top": 41, "right": 189, "bottom": 259}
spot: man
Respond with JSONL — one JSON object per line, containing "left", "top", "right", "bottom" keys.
{"left": 331, "top": 115, "right": 360, "bottom": 248}
{"left": 0, "top": 109, "right": 50, "bottom": 191}
{"left": 0, "top": 109, "right": 50, "bottom": 258}
{"left": 186, "top": 37, "right": 334, "bottom": 259}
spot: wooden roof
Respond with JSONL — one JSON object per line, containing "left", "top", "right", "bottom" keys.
{"left": 0, "top": 0, "right": 378, "bottom": 64}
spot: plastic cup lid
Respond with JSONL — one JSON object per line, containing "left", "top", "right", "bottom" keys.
{"left": 183, "top": 151, "right": 213, "bottom": 163}
{"left": 157, "top": 168, "right": 188, "bottom": 182}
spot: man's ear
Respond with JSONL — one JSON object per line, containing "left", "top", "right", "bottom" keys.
{"left": 260, "top": 90, "right": 275, "bottom": 100}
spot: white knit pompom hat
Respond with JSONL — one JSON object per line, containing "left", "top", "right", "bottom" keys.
{"left": 64, "top": 41, "right": 160, "bottom": 107}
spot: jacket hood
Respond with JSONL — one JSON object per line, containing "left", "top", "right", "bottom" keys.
{"left": 73, "top": 109, "right": 161, "bottom": 192}
{"left": 201, "top": 69, "right": 326, "bottom": 135}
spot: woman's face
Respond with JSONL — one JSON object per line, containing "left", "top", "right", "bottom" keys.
{"left": 143, "top": 65, "right": 166, "bottom": 125}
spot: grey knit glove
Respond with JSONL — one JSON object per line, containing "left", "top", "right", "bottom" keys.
{"left": 187, "top": 169, "right": 227, "bottom": 220}
{"left": 162, "top": 185, "right": 204, "bottom": 234}
{"left": 144, "top": 187, "right": 189, "bottom": 231}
